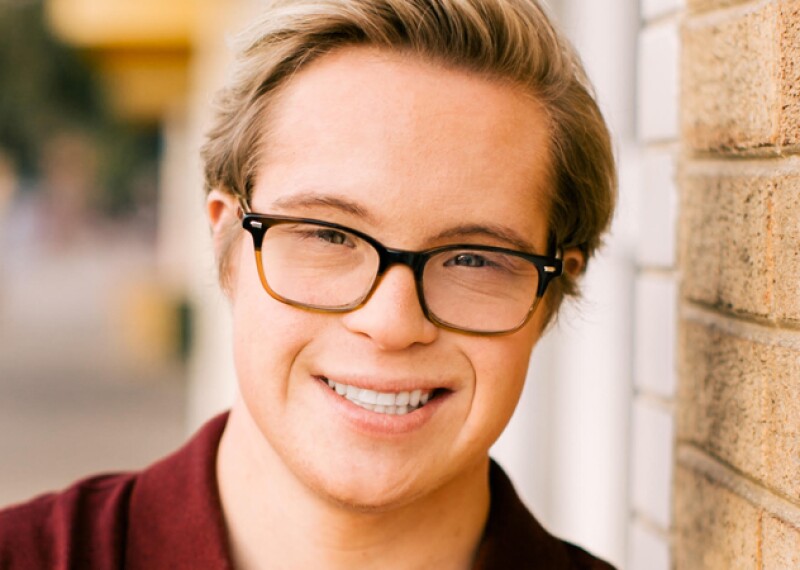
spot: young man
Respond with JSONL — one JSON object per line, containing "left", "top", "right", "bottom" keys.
{"left": 0, "top": 1, "right": 616, "bottom": 568}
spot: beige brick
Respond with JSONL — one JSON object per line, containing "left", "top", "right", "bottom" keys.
{"left": 683, "top": 4, "right": 781, "bottom": 152}
{"left": 673, "top": 466, "right": 760, "bottom": 570}
{"left": 760, "top": 344, "right": 800, "bottom": 499}
{"left": 782, "top": 2, "right": 800, "bottom": 147}
{"left": 681, "top": 171, "right": 800, "bottom": 320}
{"left": 683, "top": 1, "right": 800, "bottom": 153}
{"left": 678, "top": 320, "right": 800, "bottom": 498}
{"left": 681, "top": 173, "right": 774, "bottom": 317}
{"left": 763, "top": 515, "right": 800, "bottom": 569}
{"left": 680, "top": 172, "right": 721, "bottom": 306}
{"left": 773, "top": 179, "right": 800, "bottom": 321}
{"left": 678, "top": 322, "right": 764, "bottom": 479}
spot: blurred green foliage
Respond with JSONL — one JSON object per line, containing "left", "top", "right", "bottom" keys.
{"left": 0, "top": 0, "right": 159, "bottom": 216}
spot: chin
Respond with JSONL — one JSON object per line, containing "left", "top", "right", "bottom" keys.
{"left": 321, "top": 490, "right": 408, "bottom": 514}
{"left": 299, "top": 458, "right": 429, "bottom": 514}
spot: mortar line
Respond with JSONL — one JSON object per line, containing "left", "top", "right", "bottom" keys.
{"left": 684, "top": 0, "right": 776, "bottom": 28}
{"left": 633, "top": 392, "right": 677, "bottom": 414}
{"left": 681, "top": 302, "right": 800, "bottom": 347}
{"left": 642, "top": 140, "right": 681, "bottom": 155}
{"left": 686, "top": 147, "right": 798, "bottom": 160}
{"left": 636, "top": 267, "right": 679, "bottom": 279}
{"left": 681, "top": 154, "right": 800, "bottom": 176}
{"left": 677, "top": 444, "right": 800, "bottom": 527}
{"left": 641, "top": 10, "right": 684, "bottom": 29}
{"left": 630, "top": 512, "right": 673, "bottom": 539}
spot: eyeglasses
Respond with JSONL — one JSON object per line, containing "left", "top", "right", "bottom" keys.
{"left": 240, "top": 212, "right": 563, "bottom": 335}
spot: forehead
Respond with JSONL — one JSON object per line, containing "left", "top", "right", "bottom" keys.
{"left": 254, "top": 47, "right": 553, "bottom": 248}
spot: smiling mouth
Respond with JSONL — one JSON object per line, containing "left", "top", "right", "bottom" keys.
{"left": 319, "top": 376, "right": 442, "bottom": 415}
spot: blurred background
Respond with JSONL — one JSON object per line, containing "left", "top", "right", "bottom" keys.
{"left": 0, "top": 0, "right": 191, "bottom": 504}
{"left": 0, "top": 0, "right": 664, "bottom": 568}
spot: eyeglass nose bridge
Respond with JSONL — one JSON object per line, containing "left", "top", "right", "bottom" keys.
{"left": 375, "top": 247, "right": 428, "bottom": 278}
{"left": 362, "top": 246, "right": 435, "bottom": 325}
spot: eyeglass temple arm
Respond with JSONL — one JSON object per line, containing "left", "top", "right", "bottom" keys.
{"left": 543, "top": 248, "right": 564, "bottom": 279}
{"left": 234, "top": 191, "right": 252, "bottom": 218}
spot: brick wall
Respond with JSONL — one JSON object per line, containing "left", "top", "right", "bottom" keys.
{"left": 630, "top": 1, "right": 681, "bottom": 568}
{"left": 633, "top": 0, "right": 799, "bottom": 567}
{"left": 676, "top": 0, "right": 800, "bottom": 568}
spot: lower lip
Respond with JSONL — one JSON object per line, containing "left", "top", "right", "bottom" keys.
{"left": 315, "top": 378, "right": 449, "bottom": 437}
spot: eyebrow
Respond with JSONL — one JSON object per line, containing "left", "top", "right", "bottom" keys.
{"left": 271, "top": 192, "right": 376, "bottom": 223}
{"left": 433, "top": 224, "right": 535, "bottom": 252}
{"left": 269, "top": 191, "right": 535, "bottom": 251}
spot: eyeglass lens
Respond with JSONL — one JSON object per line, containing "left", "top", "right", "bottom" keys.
{"left": 257, "top": 221, "right": 541, "bottom": 333}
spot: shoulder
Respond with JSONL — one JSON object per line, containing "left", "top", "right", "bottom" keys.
{"left": 475, "top": 460, "right": 616, "bottom": 570}
{"left": 563, "top": 543, "right": 617, "bottom": 569}
{"left": 0, "top": 472, "right": 137, "bottom": 569}
{"left": 0, "top": 412, "right": 233, "bottom": 570}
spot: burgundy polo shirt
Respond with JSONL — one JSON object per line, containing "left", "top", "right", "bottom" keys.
{"left": 0, "top": 413, "right": 614, "bottom": 569}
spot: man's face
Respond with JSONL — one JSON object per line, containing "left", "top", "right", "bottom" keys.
{"left": 223, "top": 47, "right": 554, "bottom": 509}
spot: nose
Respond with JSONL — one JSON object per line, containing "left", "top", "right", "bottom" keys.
{"left": 340, "top": 265, "right": 439, "bottom": 351}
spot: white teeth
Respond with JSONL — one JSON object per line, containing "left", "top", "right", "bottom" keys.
{"left": 324, "top": 378, "right": 434, "bottom": 415}
{"left": 376, "top": 392, "right": 395, "bottom": 406}
{"left": 359, "top": 389, "right": 378, "bottom": 405}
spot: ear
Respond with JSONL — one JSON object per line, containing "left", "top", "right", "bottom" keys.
{"left": 207, "top": 188, "right": 240, "bottom": 258}
{"left": 561, "top": 247, "right": 585, "bottom": 278}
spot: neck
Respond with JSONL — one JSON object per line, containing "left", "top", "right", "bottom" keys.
{"left": 217, "top": 401, "right": 491, "bottom": 570}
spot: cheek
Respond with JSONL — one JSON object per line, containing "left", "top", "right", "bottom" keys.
{"left": 464, "top": 326, "right": 542, "bottom": 440}
{"left": 229, "top": 248, "right": 314, "bottom": 405}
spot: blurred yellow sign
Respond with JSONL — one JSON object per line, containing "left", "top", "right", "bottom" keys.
{"left": 45, "top": 0, "right": 196, "bottom": 49}
{"left": 44, "top": 0, "right": 198, "bottom": 122}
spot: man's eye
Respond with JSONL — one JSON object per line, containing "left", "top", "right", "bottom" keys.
{"left": 445, "top": 253, "right": 491, "bottom": 268}
{"left": 315, "top": 229, "right": 351, "bottom": 246}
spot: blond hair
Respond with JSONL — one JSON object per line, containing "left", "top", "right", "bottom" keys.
{"left": 202, "top": 0, "right": 616, "bottom": 307}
